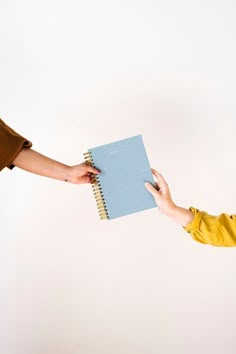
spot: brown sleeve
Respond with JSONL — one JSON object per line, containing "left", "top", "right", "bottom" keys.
{"left": 0, "top": 118, "right": 32, "bottom": 171}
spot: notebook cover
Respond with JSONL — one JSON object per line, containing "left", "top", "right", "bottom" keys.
{"left": 87, "top": 135, "right": 157, "bottom": 220}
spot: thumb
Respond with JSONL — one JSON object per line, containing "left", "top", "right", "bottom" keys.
{"left": 85, "top": 164, "right": 101, "bottom": 174}
{"left": 145, "top": 182, "right": 160, "bottom": 208}
{"left": 145, "top": 182, "right": 159, "bottom": 198}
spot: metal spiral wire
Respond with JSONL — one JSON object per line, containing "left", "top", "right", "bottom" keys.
{"left": 84, "top": 151, "right": 109, "bottom": 220}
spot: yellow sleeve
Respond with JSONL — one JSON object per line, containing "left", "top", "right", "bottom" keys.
{"left": 184, "top": 207, "right": 236, "bottom": 247}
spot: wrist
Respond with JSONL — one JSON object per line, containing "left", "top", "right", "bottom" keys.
{"left": 160, "top": 204, "right": 194, "bottom": 227}
{"left": 159, "top": 202, "right": 177, "bottom": 216}
{"left": 64, "top": 165, "right": 73, "bottom": 182}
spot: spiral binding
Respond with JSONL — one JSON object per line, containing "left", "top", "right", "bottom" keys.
{"left": 83, "top": 151, "right": 109, "bottom": 220}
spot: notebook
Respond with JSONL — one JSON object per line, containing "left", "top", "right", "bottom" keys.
{"left": 84, "top": 135, "right": 157, "bottom": 220}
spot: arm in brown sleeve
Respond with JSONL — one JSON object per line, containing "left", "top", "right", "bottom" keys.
{"left": 0, "top": 118, "right": 32, "bottom": 171}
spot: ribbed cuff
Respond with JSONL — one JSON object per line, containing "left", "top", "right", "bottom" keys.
{"left": 183, "top": 206, "right": 202, "bottom": 232}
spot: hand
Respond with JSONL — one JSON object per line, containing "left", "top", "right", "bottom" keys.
{"left": 12, "top": 148, "right": 101, "bottom": 184}
{"left": 145, "top": 169, "right": 176, "bottom": 213}
{"left": 67, "top": 162, "right": 101, "bottom": 184}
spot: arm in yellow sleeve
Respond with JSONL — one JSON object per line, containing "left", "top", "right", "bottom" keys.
{"left": 184, "top": 207, "right": 236, "bottom": 247}
{"left": 144, "top": 169, "right": 236, "bottom": 247}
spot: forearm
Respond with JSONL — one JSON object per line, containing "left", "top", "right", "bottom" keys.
{"left": 160, "top": 204, "right": 194, "bottom": 227}
{"left": 12, "top": 148, "right": 70, "bottom": 182}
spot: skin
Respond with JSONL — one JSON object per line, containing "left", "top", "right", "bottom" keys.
{"left": 12, "top": 150, "right": 193, "bottom": 227}
{"left": 12, "top": 148, "right": 100, "bottom": 184}
{"left": 145, "top": 169, "right": 194, "bottom": 227}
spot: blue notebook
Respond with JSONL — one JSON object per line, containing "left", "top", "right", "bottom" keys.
{"left": 84, "top": 135, "right": 157, "bottom": 220}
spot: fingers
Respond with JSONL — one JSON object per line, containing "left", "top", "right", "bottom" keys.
{"left": 75, "top": 174, "right": 92, "bottom": 184}
{"left": 85, "top": 164, "right": 101, "bottom": 174}
{"left": 145, "top": 182, "right": 159, "bottom": 197}
{"left": 151, "top": 168, "right": 168, "bottom": 187}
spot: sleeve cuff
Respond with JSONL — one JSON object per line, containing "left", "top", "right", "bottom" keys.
{"left": 183, "top": 206, "right": 202, "bottom": 232}
{"left": 0, "top": 138, "right": 32, "bottom": 171}
{"left": 0, "top": 118, "right": 32, "bottom": 171}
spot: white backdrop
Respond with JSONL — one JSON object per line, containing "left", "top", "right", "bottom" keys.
{"left": 1, "top": 1, "right": 236, "bottom": 353}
